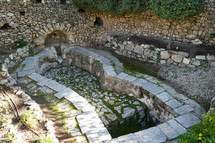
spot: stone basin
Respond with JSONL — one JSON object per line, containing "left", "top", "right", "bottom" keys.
{"left": 8, "top": 45, "right": 203, "bottom": 143}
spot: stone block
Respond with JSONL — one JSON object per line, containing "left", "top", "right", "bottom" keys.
{"left": 175, "top": 113, "right": 201, "bottom": 128}
{"left": 192, "top": 60, "right": 201, "bottom": 66}
{"left": 28, "top": 73, "right": 46, "bottom": 82}
{"left": 37, "top": 78, "right": 52, "bottom": 86}
{"left": 118, "top": 133, "right": 138, "bottom": 143}
{"left": 85, "top": 128, "right": 112, "bottom": 143}
{"left": 156, "top": 92, "right": 173, "bottom": 102}
{"left": 158, "top": 123, "right": 178, "bottom": 140}
{"left": 105, "top": 139, "right": 119, "bottom": 143}
{"left": 134, "top": 45, "right": 144, "bottom": 54}
{"left": 116, "top": 72, "right": 128, "bottom": 80}
{"left": 18, "top": 70, "right": 34, "bottom": 77}
{"left": 167, "top": 119, "right": 187, "bottom": 135}
{"left": 33, "top": 36, "right": 45, "bottom": 46}
{"left": 182, "top": 58, "right": 190, "bottom": 65}
{"left": 125, "top": 75, "right": 136, "bottom": 82}
{"left": 166, "top": 99, "right": 182, "bottom": 109}
{"left": 66, "top": 95, "right": 89, "bottom": 110}
{"left": 45, "top": 80, "right": 67, "bottom": 92}
{"left": 174, "top": 105, "right": 194, "bottom": 115}
{"left": 100, "top": 58, "right": 111, "bottom": 64}
{"left": 54, "top": 88, "right": 74, "bottom": 99}
{"left": 171, "top": 54, "right": 183, "bottom": 63}
{"left": 122, "top": 107, "right": 135, "bottom": 119}
{"left": 161, "top": 51, "right": 171, "bottom": 60}
{"left": 134, "top": 127, "right": 166, "bottom": 143}
{"left": 103, "top": 65, "right": 117, "bottom": 77}
{"left": 195, "top": 55, "right": 206, "bottom": 60}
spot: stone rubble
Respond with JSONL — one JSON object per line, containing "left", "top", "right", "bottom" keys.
{"left": 106, "top": 36, "right": 215, "bottom": 68}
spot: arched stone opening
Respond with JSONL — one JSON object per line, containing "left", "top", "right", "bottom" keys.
{"left": 94, "top": 17, "right": 103, "bottom": 27}
{"left": 45, "top": 31, "right": 69, "bottom": 55}
{"left": 0, "top": 23, "right": 12, "bottom": 30}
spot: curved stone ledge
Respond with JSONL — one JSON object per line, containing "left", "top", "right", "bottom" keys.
{"left": 1, "top": 45, "right": 204, "bottom": 142}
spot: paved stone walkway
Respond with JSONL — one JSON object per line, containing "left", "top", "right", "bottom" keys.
{"left": 14, "top": 46, "right": 203, "bottom": 143}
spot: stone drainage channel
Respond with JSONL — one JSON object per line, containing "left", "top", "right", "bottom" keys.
{"left": 8, "top": 45, "right": 204, "bottom": 143}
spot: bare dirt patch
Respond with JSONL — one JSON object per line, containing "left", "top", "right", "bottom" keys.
{"left": 0, "top": 87, "right": 46, "bottom": 143}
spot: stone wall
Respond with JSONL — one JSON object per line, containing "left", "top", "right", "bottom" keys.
{"left": 0, "top": 0, "right": 215, "bottom": 49}
{"left": 107, "top": 36, "right": 215, "bottom": 67}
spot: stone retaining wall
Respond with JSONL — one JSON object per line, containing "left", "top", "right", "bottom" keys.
{"left": 0, "top": 0, "right": 215, "bottom": 48}
{"left": 107, "top": 36, "right": 215, "bottom": 67}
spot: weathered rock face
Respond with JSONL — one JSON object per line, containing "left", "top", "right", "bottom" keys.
{"left": 0, "top": 0, "right": 215, "bottom": 48}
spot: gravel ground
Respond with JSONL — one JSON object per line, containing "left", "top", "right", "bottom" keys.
{"left": 158, "top": 65, "right": 215, "bottom": 110}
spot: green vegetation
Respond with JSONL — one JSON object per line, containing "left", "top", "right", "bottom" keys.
{"left": 20, "top": 109, "right": 37, "bottom": 128}
{"left": 72, "top": 0, "right": 148, "bottom": 15}
{"left": 37, "top": 135, "right": 54, "bottom": 143}
{"left": 15, "top": 39, "right": 28, "bottom": 48}
{"left": 148, "top": 0, "right": 205, "bottom": 49}
{"left": 179, "top": 108, "right": 215, "bottom": 143}
{"left": 6, "top": 130, "right": 17, "bottom": 143}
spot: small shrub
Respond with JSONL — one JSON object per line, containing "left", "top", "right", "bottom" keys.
{"left": 15, "top": 39, "right": 28, "bottom": 48}
{"left": 179, "top": 108, "right": 215, "bottom": 142}
{"left": 28, "top": 47, "right": 34, "bottom": 55}
{"left": 0, "top": 115, "right": 9, "bottom": 129}
{"left": 6, "top": 129, "right": 16, "bottom": 143}
{"left": 37, "top": 135, "right": 54, "bottom": 143}
{"left": 20, "top": 110, "right": 37, "bottom": 128}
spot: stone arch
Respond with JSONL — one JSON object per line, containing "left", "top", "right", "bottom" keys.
{"left": 33, "top": 23, "right": 75, "bottom": 46}
{"left": 45, "top": 30, "right": 68, "bottom": 45}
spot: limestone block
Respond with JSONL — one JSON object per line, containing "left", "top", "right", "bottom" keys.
{"left": 165, "top": 99, "right": 182, "bottom": 109}
{"left": 182, "top": 58, "right": 190, "bottom": 65}
{"left": 134, "top": 127, "right": 167, "bottom": 142}
{"left": 33, "top": 36, "right": 45, "bottom": 46}
{"left": 174, "top": 105, "right": 194, "bottom": 115}
{"left": 156, "top": 92, "right": 173, "bottom": 103}
{"left": 195, "top": 55, "right": 206, "bottom": 60}
{"left": 158, "top": 123, "right": 178, "bottom": 140}
{"left": 117, "top": 134, "right": 138, "bottom": 143}
{"left": 134, "top": 45, "right": 144, "bottom": 54}
{"left": 175, "top": 114, "right": 200, "bottom": 128}
{"left": 171, "top": 54, "right": 183, "bottom": 63}
{"left": 122, "top": 107, "right": 135, "bottom": 119}
{"left": 167, "top": 119, "right": 187, "bottom": 135}
{"left": 161, "top": 51, "right": 171, "bottom": 60}
{"left": 125, "top": 42, "right": 134, "bottom": 51}
{"left": 192, "top": 60, "right": 201, "bottom": 66}
{"left": 207, "top": 55, "right": 215, "bottom": 61}
{"left": 191, "top": 39, "right": 202, "bottom": 45}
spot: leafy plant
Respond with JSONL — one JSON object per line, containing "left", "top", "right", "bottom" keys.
{"left": 0, "top": 115, "right": 9, "bottom": 129}
{"left": 15, "top": 39, "right": 28, "bottom": 48}
{"left": 72, "top": 0, "right": 148, "bottom": 15}
{"left": 37, "top": 135, "right": 54, "bottom": 143}
{"left": 210, "top": 33, "right": 215, "bottom": 38}
{"left": 6, "top": 130, "right": 16, "bottom": 143}
{"left": 148, "top": 0, "right": 205, "bottom": 49}
{"left": 179, "top": 108, "right": 215, "bottom": 142}
{"left": 20, "top": 110, "right": 37, "bottom": 128}
{"left": 28, "top": 47, "right": 34, "bottom": 55}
